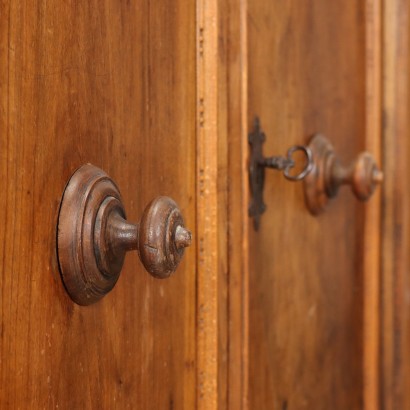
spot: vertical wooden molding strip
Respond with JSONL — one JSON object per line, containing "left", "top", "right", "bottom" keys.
{"left": 196, "top": 0, "right": 219, "bottom": 408}
{"left": 381, "top": 0, "right": 410, "bottom": 408}
{"left": 239, "top": 2, "right": 249, "bottom": 408}
{"left": 364, "top": 1, "right": 382, "bottom": 409}
{"left": 223, "top": 0, "right": 249, "bottom": 408}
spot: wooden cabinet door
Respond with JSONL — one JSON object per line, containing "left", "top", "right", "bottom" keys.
{"left": 0, "top": 2, "right": 198, "bottom": 408}
{"left": 2, "top": 1, "right": 410, "bottom": 409}
{"left": 246, "top": 1, "right": 382, "bottom": 409}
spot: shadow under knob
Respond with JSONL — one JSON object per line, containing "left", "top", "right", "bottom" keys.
{"left": 57, "top": 164, "right": 192, "bottom": 305}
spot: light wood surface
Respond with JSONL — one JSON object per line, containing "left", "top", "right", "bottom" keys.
{"left": 196, "top": 0, "right": 220, "bottom": 408}
{"left": 364, "top": 1, "right": 382, "bottom": 408}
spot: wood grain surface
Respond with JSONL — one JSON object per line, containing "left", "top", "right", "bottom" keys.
{"left": 380, "top": 0, "right": 410, "bottom": 408}
{"left": 363, "top": 1, "right": 382, "bottom": 408}
{"left": 247, "top": 2, "right": 371, "bottom": 409}
{"left": 2, "top": 1, "right": 409, "bottom": 409}
{"left": 196, "top": 0, "right": 220, "bottom": 408}
{"left": 217, "top": 0, "right": 249, "bottom": 408}
{"left": 0, "top": 1, "right": 196, "bottom": 408}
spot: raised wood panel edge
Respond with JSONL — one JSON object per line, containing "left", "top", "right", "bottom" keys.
{"left": 381, "top": 0, "right": 410, "bottom": 408}
{"left": 196, "top": 0, "right": 249, "bottom": 407}
{"left": 196, "top": 0, "right": 220, "bottom": 408}
{"left": 215, "top": 0, "right": 249, "bottom": 408}
{"left": 364, "top": 1, "right": 382, "bottom": 409}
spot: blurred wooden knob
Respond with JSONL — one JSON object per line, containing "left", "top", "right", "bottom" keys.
{"left": 304, "top": 134, "right": 383, "bottom": 214}
{"left": 57, "top": 164, "right": 192, "bottom": 305}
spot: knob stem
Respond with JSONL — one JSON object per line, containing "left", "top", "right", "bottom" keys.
{"left": 107, "top": 212, "right": 139, "bottom": 253}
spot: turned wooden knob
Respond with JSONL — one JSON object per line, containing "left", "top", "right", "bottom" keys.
{"left": 304, "top": 134, "right": 383, "bottom": 214}
{"left": 57, "top": 164, "right": 192, "bottom": 305}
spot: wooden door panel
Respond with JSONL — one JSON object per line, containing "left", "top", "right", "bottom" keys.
{"left": 0, "top": 1, "right": 196, "bottom": 408}
{"left": 248, "top": 2, "right": 368, "bottom": 409}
